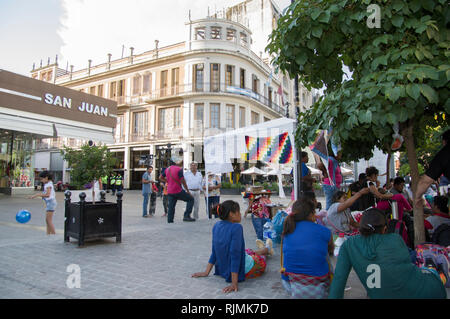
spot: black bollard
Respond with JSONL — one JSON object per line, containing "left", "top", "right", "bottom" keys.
{"left": 64, "top": 191, "right": 72, "bottom": 242}
{"left": 100, "top": 190, "right": 106, "bottom": 203}
{"left": 78, "top": 192, "right": 86, "bottom": 246}
{"left": 116, "top": 191, "right": 123, "bottom": 243}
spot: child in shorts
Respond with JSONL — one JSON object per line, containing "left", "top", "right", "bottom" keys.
{"left": 30, "top": 171, "right": 57, "bottom": 235}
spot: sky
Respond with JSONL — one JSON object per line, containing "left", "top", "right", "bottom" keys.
{"left": 0, "top": 0, "right": 292, "bottom": 76}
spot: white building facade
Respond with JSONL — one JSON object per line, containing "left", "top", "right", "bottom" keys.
{"left": 31, "top": 1, "right": 314, "bottom": 189}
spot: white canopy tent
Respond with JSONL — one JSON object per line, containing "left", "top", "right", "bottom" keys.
{"left": 204, "top": 118, "right": 298, "bottom": 199}
{"left": 241, "top": 166, "right": 266, "bottom": 185}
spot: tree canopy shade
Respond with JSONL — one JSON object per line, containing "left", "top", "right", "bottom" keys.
{"left": 267, "top": 0, "right": 449, "bottom": 243}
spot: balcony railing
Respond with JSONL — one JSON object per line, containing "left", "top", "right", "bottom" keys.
{"left": 137, "top": 83, "right": 285, "bottom": 114}
{"left": 155, "top": 128, "right": 183, "bottom": 140}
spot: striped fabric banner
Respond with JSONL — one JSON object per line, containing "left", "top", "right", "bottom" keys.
{"left": 245, "top": 132, "right": 293, "bottom": 164}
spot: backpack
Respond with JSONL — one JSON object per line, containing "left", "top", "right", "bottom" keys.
{"left": 432, "top": 223, "right": 450, "bottom": 247}
{"left": 415, "top": 243, "right": 450, "bottom": 288}
{"left": 272, "top": 210, "right": 288, "bottom": 244}
{"left": 387, "top": 219, "right": 409, "bottom": 247}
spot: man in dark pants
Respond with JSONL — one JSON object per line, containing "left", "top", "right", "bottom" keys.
{"left": 159, "top": 159, "right": 195, "bottom": 223}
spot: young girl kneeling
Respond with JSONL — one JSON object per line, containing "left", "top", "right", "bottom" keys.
{"left": 192, "top": 200, "right": 274, "bottom": 293}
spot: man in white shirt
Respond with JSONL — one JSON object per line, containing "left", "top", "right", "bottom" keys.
{"left": 183, "top": 162, "right": 203, "bottom": 220}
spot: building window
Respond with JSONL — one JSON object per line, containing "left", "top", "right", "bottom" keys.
{"left": 109, "top": 79, "right": 126, "bottom": 99}
{"left": 109, "top": 82, "right": 116, "bottom": 98}
{"left": 89, "top": 86, "right": 96, "bottom": 95}
{"left": 143, "top": 73, "right": 151, "bottom": 94}
{"left": 133, "top": 111, "right": 148, "bottom": 136}
{"left": 264, "top": 116, "right": 270, "bottom": 122}
{"left": 240, "top": 32, "right": 248, "bottom": 46}
{"left": 268, "top": 87, "right": 273, "bottom": 107}
{"left": 240, "top": 68, "right": 246, "bottom": 89}
{"left": 194, "top": 103, "right": 204, "bottom": 129}
{"left": 225, "top": 65, "right": 234, "bottom": 87}
{"left": 239, "top": 106, "right": 246, "bottom": 128}
{"left": 171, "top": 68, "right": 179, "bottom": 95}
{"left": 211, "top": 26, "right": 222, "bottom": 39}
{"left": 210, "top": 103, "right": 220, "bottom": 128}
{"left": 227, "top": 28, "right": 236, "bottom": 41}
{"left": 251, "top": 111, "right": 259, "bottom": 125}
{"left": 115, "top": 114, "right": 124, "bottom": 142}
{"left": 226, "top": 104, "right": 235, "bottom": 129}
{"left": 210, "top": 63, "right": 220, "bottom": 92}
{"left": 117, "top": 79, "right": 125, "bottom": 97}
{"left": 158, "top": 106, "right": 181, "bottom": 133}
{"left": 174, "top": 107, "right": 181, "bottom": 128}
{"left": 193, "top": 64, "right": 204, "bottom": 92}
{"left": 252, "top": 75, "right": 259, "bottom": 94}
{"left": 195, "top": 27, "right": 206, "bottom": 40}
{"left": 132, "top": 74, "right": 142, "bottom": 96}
{"left": 97, "top": 84, "right": 104, "bottom": 97}
{"left": 160, "top": 70, "right": 168, "bottom": 97}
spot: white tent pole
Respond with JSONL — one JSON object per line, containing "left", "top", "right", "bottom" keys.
{"left": 290, "top": 119, "right": 299, "bottom": 201}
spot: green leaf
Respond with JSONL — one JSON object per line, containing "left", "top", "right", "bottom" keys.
{"left": 386, "top": 113, "right": 397, "bottom": 124}
{"left": 371, "top": 55, "right": 388, "bottom": 70}
{"left": 392, "top": 15, "right": 404, "bottom": 27}
{"left": 409, "top": 0, "right": 421, "bottom": 12}
{"left": 311, "top": 26, "right": 323, "bottom": 38}
{"left": 406, "top": 83, "right": 421, "bottom": 100}
{"left": 385, "top": 86, "right": 402, "bottom": 102}
{"left": 311, "top": 8, "right": 321, "bottom": 20}
{"left": 373, "top": 34, "right": 390, "bottom": 47}
{"left": 420, "top": 84, "right": 438, "bottom": 104}
{"left": 295, "top": 52, "right": 308, "bottom": 66}
{"left": 318, "top": 11, "right": 331, "bottom": 24}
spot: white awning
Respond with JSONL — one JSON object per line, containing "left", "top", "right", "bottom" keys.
{"left": 0, "top": 112, "right": 54, "bottom": 137}
{"left": 0, "top": 108, "right": 114, "bottom": 144}
{"left": 54, "top": 123, "right": 114, "bottom": 144}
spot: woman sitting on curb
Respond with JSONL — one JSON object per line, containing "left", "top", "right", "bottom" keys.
{"left": 328, "top": 208, "right": 447, "bottom": 299}
{"left": 191, "top": 200, "right": 274, "bottom": 293}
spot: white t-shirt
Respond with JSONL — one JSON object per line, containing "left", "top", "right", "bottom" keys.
{"left": 43, "top": 181, "right": 56, "bottom": 200}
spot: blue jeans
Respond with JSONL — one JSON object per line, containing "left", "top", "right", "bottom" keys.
{"left": 323, "top": 184, "right": 338, "bottom": 210}
{"left": 167, "top": 190, "right": 194, "bottom": 223}
{"left": 206, "top": 196, "right": 220, "bottom": 219}
{"left": 142, "top": 192, "right": 151, "bottom": 216}
{"left": 252, "top": 215, "right": 270, "bottom": 241}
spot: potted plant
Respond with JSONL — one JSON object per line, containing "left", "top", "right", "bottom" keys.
{"left": 61, "top": 142, "right": 121, "bottom": 246}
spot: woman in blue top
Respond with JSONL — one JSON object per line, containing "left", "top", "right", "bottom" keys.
{"left": 281, "top": 197, "right": 334, "bottom": 298}
{"left": 192, "top": 200, "right": 274, "bottom": 293}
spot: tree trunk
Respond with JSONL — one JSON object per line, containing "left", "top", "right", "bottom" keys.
{"left": 402, "top": 121, "right": 425, "bottom": 245}
{"left": 386, "top": 152, "right": 391, "bottom": 185}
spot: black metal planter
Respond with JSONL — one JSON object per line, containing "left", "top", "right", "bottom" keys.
{"left": 64, "top": 190, "right": 123, "bottom": 247}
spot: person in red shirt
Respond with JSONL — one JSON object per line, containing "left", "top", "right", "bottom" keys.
{"left": 160, "top": 158, "right": 195, "bottom": 223}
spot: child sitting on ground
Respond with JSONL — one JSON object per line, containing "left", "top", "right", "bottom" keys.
{"left": 191, "top": 200, "right": 274, "bottom": 293}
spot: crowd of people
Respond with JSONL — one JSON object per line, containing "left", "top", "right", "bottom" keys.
{"left": 28, "top": 129, "right": 449, "bottom": 298}
{"left": 190, "top": 129, "right": 450, "bottom": 299}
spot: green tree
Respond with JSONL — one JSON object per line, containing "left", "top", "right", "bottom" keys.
{"left": 61, "top": 142, "right": 117, "bottom": 190}
{"left": 267, "top": 0, "right": 449, "bottom": 244}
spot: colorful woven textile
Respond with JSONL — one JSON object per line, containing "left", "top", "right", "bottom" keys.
{"left": 245, "top": 132, "right": 293, "bottom": 164}
{"left": 245, "top": 249, "right": 267, "bottom": 279}
{"left": 282, "top": 272, "right": 331, "bottom": 299}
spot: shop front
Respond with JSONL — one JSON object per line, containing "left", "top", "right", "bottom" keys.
{"left": 0, "top": 69, "right": 117, "bottom": 195}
